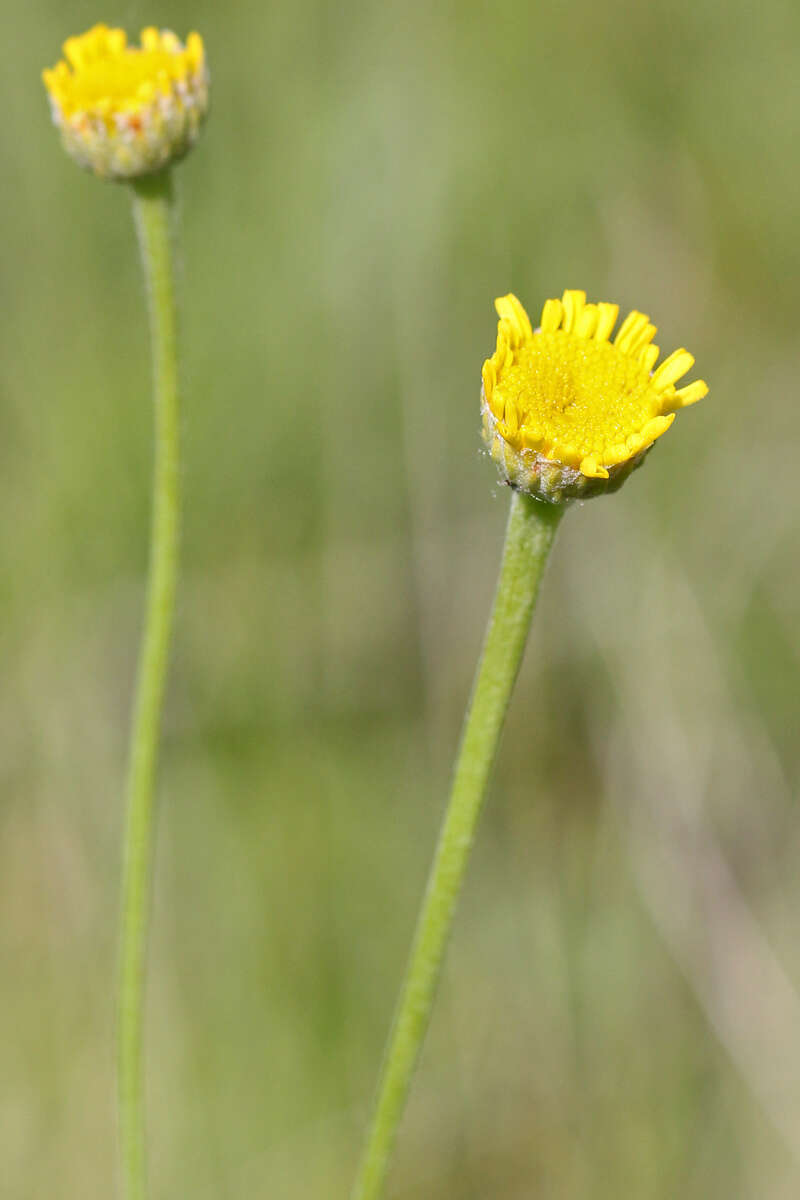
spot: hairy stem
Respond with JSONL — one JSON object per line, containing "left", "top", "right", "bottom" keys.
{"left": 351, "top": 489, "right": 564, "bottom": 1200}
{"left": 118, "top": 169, "right": 180, "bottom": 1200}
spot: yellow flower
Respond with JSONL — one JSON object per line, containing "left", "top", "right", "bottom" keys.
{"left": 481, "top": 290, "right": 708, "bottom": 503}
{"left": 42, "top": 24, "right": 209, "bottom": 181}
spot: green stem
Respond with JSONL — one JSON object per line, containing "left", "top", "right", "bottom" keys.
{"left": 118, "top": 169, "right": 181, "bottom": 1200}
{"left": 350, "top": 488, "right": 564, "bottom": 1200}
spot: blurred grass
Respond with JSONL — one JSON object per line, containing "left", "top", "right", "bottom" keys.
{"left": 2, "top": 0, "right": 800, "bottom": 1196}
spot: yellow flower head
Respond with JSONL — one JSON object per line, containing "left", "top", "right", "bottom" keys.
{"left": 42, "top": 24, "right": 209, "bottom": 181}
{"left": 481, "top": 291, "right": 708, "bottom": 503}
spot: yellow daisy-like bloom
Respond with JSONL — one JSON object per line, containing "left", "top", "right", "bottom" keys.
{"left": 481, "top": 290, "right": 708, "bottom": 504}
{"left": 42, "top": 24, "right": 209, "bottom": 181}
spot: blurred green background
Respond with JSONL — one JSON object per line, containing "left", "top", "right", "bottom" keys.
{"left": 3, "top": 0, "right": 800, "bottom": 1196}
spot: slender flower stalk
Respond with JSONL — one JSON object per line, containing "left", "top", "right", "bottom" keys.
{"left": 117, "top": 169, "right": 180, "bottom": 1200}
{"left": 351, "top": 290, "right": 707, "bottom": 1199}
{"left": 351, "top": 489, "right": 562, "bottom": 1200}
{"left": 42, "top": 25, "right": 209, "bottom": 1200}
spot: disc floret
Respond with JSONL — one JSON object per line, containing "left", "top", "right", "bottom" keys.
{"left": 481, "top": 290, "right": 708, "bottom": 503}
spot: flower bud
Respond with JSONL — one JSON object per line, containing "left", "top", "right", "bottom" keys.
{"left": 42, "top": 24, "right": 209, "bottom": 180}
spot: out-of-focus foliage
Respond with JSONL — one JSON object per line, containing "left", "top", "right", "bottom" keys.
{"left": 3, "top": 1, "right": 799, "bottom": 1196}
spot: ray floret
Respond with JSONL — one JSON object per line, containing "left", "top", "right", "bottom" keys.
{"left": 481, "top": 289, "right": 708, "bottom": 503}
